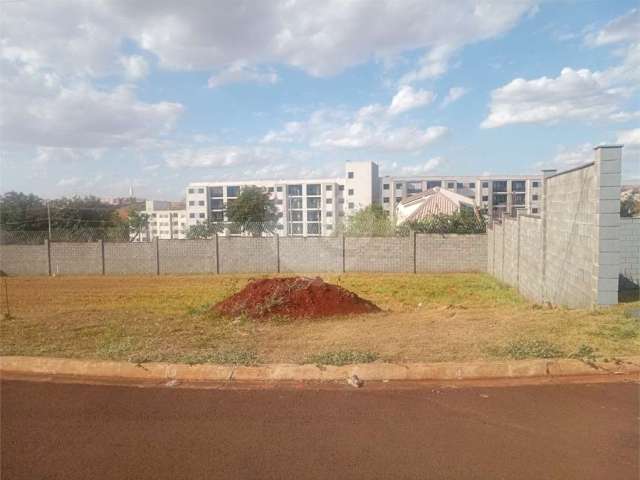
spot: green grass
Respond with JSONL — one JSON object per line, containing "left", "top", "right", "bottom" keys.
{"left": 304, "top": 350, "right": 380, "bottom": 366}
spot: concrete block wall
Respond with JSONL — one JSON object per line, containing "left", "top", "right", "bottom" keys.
{"left": 517, "top": 216, "right": 544, "bottom": 303}
{"left": 158, "top": 239, "right": 217, "bottom": 274}
{"left": 217, "top": 237, "right": 278, "bottom": 273}
{"left": 104, "top": 242, "right": 157, "bottom": 275}
{"left": 488, "top": 145, "right": 625, "bottom": 308}
{"left": 0, "top": 244, "right": 49, "bottom": 276}
{"left": 50, "top": 242, "right": 102, "bottom": 275}
{"left": 345, "top": 237, "right": 414, "bottom": 272}
{"left": 620, "top": 217, "right": 640, "bottom": 284}
{"left": 279, "top": 237, "right": 343, "bottom": 273}
{"left": 416, "top": 234, "right": 486, "bottom": 272}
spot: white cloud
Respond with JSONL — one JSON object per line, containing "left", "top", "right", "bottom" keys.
{"left": 120, "top": 55, "right": 150, "bottom": 80}
{"left": 441, "top": 87, "right": 469, "bottom": 107}
{"left": 481, "top": 67, "right": 636, "bottom": 128}
{"left": 617, "top": 128, "right": 640, "bottom": 146}
{"left": 1, "top": 0, "right": 536, "bottom": 78}
{"left": 396, "top": 157, "right": 444, "bottom": 175}
{"left": 0, "top": 60, "right": 183, "bottom": 148}
{"left": 399, "top": 44, "right": 458, "bottom": 83}
{"left": 550, "top": 143, "right": 595, "bottom": 168}
{"left": 585, "top": 8, "right": 639, "bottom": 46}
{"left": 56, "top": 177, "right": 82, "bottom": 187}
{"left": 207, "top": 61, "right": 278, "bottom": 88}
{"left": 164, "top": 146, "right": 282, "bottom": 169}
{"left": 388, "top": 85, "right": 435, "bottom": 115}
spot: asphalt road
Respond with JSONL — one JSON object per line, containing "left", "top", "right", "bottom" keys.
{"left": 1, "top": 378, "right": 638, "bottom": 479}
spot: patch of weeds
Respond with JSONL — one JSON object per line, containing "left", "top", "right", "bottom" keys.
{"left": 304, "top": 350, "right": 379, "bottom": 366}
{"left": 187, "top": 302, "right": 213, "bottom": 316}
{"left": 592, "top": 318, "right": 639, "bottom": 340}
{"left": 568, "top": 344, "right": 598, "bottom": 363}
{"left": 489, "top": 339, "right": 564, "bottom": 360}
{"left": 179, "top": 349, "right": 258, "bottom": 366}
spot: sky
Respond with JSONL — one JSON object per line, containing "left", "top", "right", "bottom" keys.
{"left": 0, "top": 0, "right": 638, "bottom": 201}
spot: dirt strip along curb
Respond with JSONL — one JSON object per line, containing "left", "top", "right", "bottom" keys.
{"left": 1, "top": 356, "right": 639, "bottom": 383}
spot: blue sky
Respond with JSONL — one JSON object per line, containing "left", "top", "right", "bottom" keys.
{"left": 1, "top": 0, "right": 638, "bottom": 200}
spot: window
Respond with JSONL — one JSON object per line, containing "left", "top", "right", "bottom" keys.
{"left": 348, "top": 202, "right": 354, "bottom": 209}
{"left": 188, "top": 201, "right": 194, "bottom": 206}
{"left": 532, "top": 181, "right": 540, "bottom": 188}
{"left": 276, "top": 186, "right": 283, "bottom": 192}
{"left": 198, "top": 200, "right": 205, "bottom": 206}
{"left": 307, "top": 211, "right": 321, "bottom": 222}
{"left": 493, "top": 181, "right": 508, "bottom": 192}
{"left": 326, "top": 211, "right": 333, "bottom": 217}
{"left": 513, "top": 193, "right": 526, "bottom": 205}
{"left": 199, "top": 213, "right": 205, "bottom": 218}
{"left": 306, "top": 184, "right": 321, "bottom": 196}
{"left": 492, "top": 193, "right": 507, "bottom": 205}
{"left": 268, "top": 187, "right": 274, "bottom": 193}
{"left": 338, "top": 212, "right": 345, "bottom": 217}
{"left": 482, "top": 182, "right": 489, "bottom": 188}
{"left": 226, "top": 186, "right": 240, "bottom": 197}
{"left": 326, "top": 198, "right": 333, "bottom": 204}
{"left": 188, "top": 188, "right": 194, "bottom": 194}
{"left": 482, "top": 195, "right": 489, "bottom": 202}
{"left": 189, "top": 213, "right": 195, "bottom": 218}
{"left": 210, "top": 186, "right": 223, "bottom": 197}
{"left": 457, "top": 183, "right": 464, "bottom": 189}
{"left": 532, "top": 208, "right": 539, "bottom": 214}
{"left": 307, "top": 223, "right": 321, "bottom": 235}
{"left": 532, "top": 195, "right": 539, "bottom": 201}
{"left": 307, "top": 197, "right": 321, "bottom": 209}
{"left": 326, "top": 224, "right": 333, "bottom": 230}
{"left": 512, "top": 180, "right": 526, "bottom": 192}
{"left": 447, "top": 182, "right": 455, "bottom": 189}
{"left": 347, "top": 171, "right": 354, "bottom": 179}
{"left": 469, "top": 182, "right": 476, "bottom": 188}
{"left": 289, "top": 197, "right": 302, "bottom": 209}
{"left": 338, "top": 185, "right": 345, "bottom": 191}
{"left": 383, "top": 197, "right": 389, "bottom": 203}
{"left": 383, "top": 184, "right": 389, "bottom": 190}
{"left": 348, "top": 189, "right": 354, "bottom": 195}
{"left": 290, "top": 211, "right": 303, "bottom": 221}
{"left": 427, "top": 180, "right": 441, "bottom": 189}
{"left": 339, "top": 198, "right": 345, "bottom": 204}
{"left": 395, "top": 183, "right": 403, "bottom": 189}
{"left": 211, "top": 199, "right": 224, "bottom": 210}
{"left": 325, "top": 185, "right": 333, "bottom": 191}
{"left": 407, "top": 182, "right": 422, "bottom": 194}
{"left": 287, "top": 184, "right": 303, "bottom": 196}
{"left": 290, "top": 223, "right": 303, "bottom": 235}
{"left": 197, "top": 188, "right": 204, "bottom": 194}
{"left": 151, "top": 213, "right": 157, "bottom": 217}
{"left": 172, "top": 212, "right": 178, "bottom": 217}
{"left": 395, "top": 197, "right": 402, "bottom": 203}
{"left": 211, "top": 212, "right": 224, "bottom": 221}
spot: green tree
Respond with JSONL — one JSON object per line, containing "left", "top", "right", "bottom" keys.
{"left": 343, "top": 204, "right": 396, "bottom": 236}
{"left": 620, "top": 195, "right": 639, "bottom": 217}
{"left": 0, "top": 192, "right": 48, "bottom": 231}
{"left": 186, "top": 220, "right": 224, "bottom": 239}
{"left": 128, "top": 209, "right": 150, "bottom": 241}
{"left": 226, "top": 186, "right": 278, "bottom": 236}
{"left": 405, "top": 210, "right": 486, "bottom": 234}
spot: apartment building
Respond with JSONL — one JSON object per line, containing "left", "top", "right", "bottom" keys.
{"left": 133, "top": 200, "right": 187, "bottom": 241}
{"left": 185, "top": 161, "right": 543, "bottom": 236}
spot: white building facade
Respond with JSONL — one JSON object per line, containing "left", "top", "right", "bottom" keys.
{"left": 133, "top": 200, "right": 187, "bottom": 241}
{"left": 185, "top": 161, "right": 544, "bottom": 236}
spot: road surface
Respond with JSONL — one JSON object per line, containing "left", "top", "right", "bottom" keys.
{"left": 1, "top": 378, "right": 638, "bottom": 479}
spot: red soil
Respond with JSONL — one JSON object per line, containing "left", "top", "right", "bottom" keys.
{"left": 213, "top": 277, "right": 380, "bottom": 319}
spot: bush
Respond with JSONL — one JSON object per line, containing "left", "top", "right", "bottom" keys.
{"left": 304, "top": 350, "right": 379, "bottom": 366}
{"left": 492, "top": 339, "right": 564, "bottom": 359}
{"left": 404, "top": 210, "right": 486, "bottom": 234}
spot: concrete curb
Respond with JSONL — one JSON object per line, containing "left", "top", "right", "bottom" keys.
{"left": 1, "top": 356, "right": 639, "bottom": 383}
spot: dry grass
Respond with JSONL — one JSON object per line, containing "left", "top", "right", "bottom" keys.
{"left": 1, "top": 274, "right": 638, "bottom": 364}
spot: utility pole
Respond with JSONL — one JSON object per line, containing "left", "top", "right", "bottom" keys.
{"left": 47, "top": 201, "right": 52, "bottom": 241}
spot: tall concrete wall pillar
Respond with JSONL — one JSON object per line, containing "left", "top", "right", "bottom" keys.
{"left": 593, "top": 145, "right": 622, "bottom": 305}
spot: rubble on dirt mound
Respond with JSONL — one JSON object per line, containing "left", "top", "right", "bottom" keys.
{"left": 213, "top": 277, "right": 380, "bottom": 319}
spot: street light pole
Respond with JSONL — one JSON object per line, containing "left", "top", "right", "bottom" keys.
{"left": 47, "top": 202, "right": 52, "bottom": 241}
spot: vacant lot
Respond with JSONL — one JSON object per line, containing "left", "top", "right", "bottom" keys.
{"left": 1, "top": 274, "right": 638, "bottom": 365}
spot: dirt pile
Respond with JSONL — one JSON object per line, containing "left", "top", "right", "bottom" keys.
{"left": 213, "top": 277, "right": 380, "bottom": 319}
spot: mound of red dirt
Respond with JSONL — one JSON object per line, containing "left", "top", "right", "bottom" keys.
{"left": 214, "top": 277, "right": 380, "bottom": 319}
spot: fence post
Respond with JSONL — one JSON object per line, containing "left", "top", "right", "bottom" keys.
{"left": 98, "top": 239, "right": 105, "bottom": 275}
{"left": 342, "top": 235, "right": 346, "bottom": 273}
{"left": 412, "top": 231, "right": 417, "bottom": 274}
{"left": 45, "top": 239, "right": 51, "bottom": 276}
{"left": 275, "top": 233, "right": 280, "bottom": 273}
{"left": 154, "top": 238, "right": 160, "bottom": 275}
{"left": 215, "top": 234, "right": 220, "bottom": 274}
